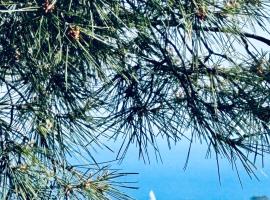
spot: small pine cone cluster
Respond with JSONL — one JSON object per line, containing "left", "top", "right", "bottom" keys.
{"left": 68, "top": 26, "right": 80, "bottom": 40}
{"left": 43, "top": 0, "right": 55, "bottom": 13}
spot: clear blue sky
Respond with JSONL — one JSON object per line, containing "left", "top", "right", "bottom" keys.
{"left": 95, "top": 139, "right": 270, "bottom": 200}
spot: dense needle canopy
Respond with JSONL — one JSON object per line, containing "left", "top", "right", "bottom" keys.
{"left": 0, "top": 0, "right": 270, "bottom": 199}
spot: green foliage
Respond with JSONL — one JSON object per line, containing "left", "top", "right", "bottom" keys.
{"left": 0, "top": 0, "right": 270, "bottom": 199}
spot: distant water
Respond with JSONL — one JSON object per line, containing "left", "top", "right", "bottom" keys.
{"left": 90, "top": 139, "right": 270, "bottom": 200}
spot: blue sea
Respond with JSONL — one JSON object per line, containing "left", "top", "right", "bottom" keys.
{"left": 93, "top": 138, "right": 270, "bottom": 200}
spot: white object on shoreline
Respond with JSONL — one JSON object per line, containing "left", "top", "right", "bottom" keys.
{"left": 149, "top": 190, "right": 157, "bottom": 200}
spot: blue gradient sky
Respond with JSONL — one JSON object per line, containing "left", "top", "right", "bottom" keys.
{"left": 96, "top": 139, "right": 270, "bottom": 200}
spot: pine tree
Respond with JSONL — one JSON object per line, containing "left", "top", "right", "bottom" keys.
{"left": 0, "top": 0, "right": 270, "bottom": 199}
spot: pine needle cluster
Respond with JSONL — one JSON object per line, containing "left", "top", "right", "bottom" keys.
{"left": 0, "top": 0, "right": 270, "bottom": 199}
